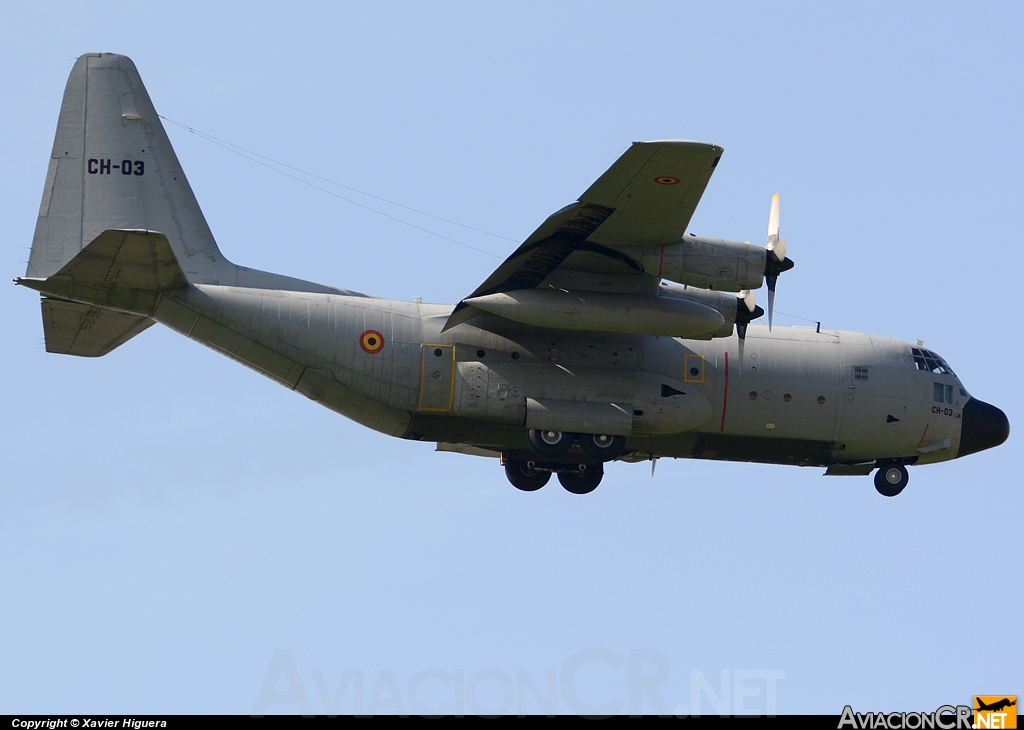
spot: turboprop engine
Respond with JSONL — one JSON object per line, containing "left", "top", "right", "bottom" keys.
{"left": 657, "top": 283, "right": 764, "bottom": 339}
{"left": 627, "top": 235, "right": 767, "bottom": 292}
{"left": 620, "top": 194, "right": 794, "bottom": 327}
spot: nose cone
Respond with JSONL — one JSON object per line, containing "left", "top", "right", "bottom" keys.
{"left": 957, "top": 398, "right": 1010, "bottom": 458}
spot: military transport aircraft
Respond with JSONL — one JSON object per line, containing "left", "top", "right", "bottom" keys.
{"left": 17, "top": 54, "right": 1010, "bottom": 497}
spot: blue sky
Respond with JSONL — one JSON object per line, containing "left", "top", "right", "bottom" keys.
{"left": 1, "top": 1, "right": 1020, "bottom": 715}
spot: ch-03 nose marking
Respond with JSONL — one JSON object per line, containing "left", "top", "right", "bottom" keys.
{"left": 17, "top": 53, "right": 1009, "bottom": 499}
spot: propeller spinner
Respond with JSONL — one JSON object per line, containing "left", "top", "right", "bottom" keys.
{"left": 764, "top": 193, "right": 795, "bottom": 329}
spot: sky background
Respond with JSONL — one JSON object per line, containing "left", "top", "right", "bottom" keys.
{"left": 1, "top": 0, "right": 1021, "bottom": 716}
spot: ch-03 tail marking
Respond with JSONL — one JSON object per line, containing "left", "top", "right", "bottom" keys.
{"left": 17, "top": 54, "right": 1010, "bottom": 496}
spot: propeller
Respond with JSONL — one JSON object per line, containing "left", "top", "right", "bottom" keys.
{"left": 764, "top": 193, "right": 795, "bottom": 329}
{"left": 735, "top": 289, "right": 764, "bottom": 377}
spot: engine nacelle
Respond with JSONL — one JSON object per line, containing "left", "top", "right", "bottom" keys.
{"left": 625, "top": 236, "right": 766, "bottom": 291}
{"left": 658, "top": 282, "right": 764, "bottom": 339}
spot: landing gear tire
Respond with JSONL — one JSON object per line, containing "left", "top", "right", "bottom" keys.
{"left": 874, "top": 464, "right": 909, "bottom": 497}
{"left": 527, "top": 429, "right": 575, "bottom": 458}
{"left": 578, "top": 433, "right": 626, "bottom": 462}
{"left": 505, "top": 461, "right": 550, "bottom": 492}
{"left": 557, "top": 464, "right": 604, "bottom": 495}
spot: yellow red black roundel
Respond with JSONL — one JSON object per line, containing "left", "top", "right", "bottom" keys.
{"left": 359, "top": 330, "right": 385, "bottom": 354}
{"left": 655, "top": 176, "right": 680, "bottom": 185}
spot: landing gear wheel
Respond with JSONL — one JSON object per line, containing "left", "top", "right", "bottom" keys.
{"left": 505, "top": 461, "right": 550, "bottom": 492}
{"left": 527, "top": 429, "right": 575, "bottom": 458}
{"left": 557, "top": 464, "right": 604, "bottom": 495}
{"left": 874, "top": 464, "right": 909, "bottom": 497}
{"left": 578, "top": 433, "right": 626, "bottom": 462}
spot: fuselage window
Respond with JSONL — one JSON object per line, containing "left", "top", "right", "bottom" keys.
{"left": 854, "top": 366, "right": 869, "bottom": 381}
{"left": 934, "top": 382, "right": 953, "bottom": 404}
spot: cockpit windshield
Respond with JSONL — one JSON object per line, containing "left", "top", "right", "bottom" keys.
{"left": 911, "top": 347, "right": 955, "bottom": 375}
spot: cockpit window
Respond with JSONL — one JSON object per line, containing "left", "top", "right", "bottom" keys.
{"left": 912, "top": 347, "right": 955, "bottom": 375}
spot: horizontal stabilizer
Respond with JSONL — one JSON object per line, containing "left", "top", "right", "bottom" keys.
{"left": 18, "top": 229, "right": 186, "bottom": 356}
{"left": 17, "top": 229, "right": 189, "bottom": 314}
{"left": 41, "top": 299, "right": 154, "bottom": 357}
{"left": 52, "top": 229, "right": 188, "bottom": 292}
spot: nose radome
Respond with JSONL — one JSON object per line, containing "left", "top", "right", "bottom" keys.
{"left": 957, "top": 398, "right": 1010, "bottom": 458}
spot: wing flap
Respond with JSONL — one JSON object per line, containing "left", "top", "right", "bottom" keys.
{"left": 442, "top": 204, "right": 614, "bottom": 331}
{"left": 466, "top": 203, "right": 614, "bottom": 297}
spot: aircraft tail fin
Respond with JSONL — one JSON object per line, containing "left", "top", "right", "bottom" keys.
{"left": 29, "top": 53, "right": 231, "bottom": 284}
{"left": 27, "top": 52, "right": 355, "bottom": 314}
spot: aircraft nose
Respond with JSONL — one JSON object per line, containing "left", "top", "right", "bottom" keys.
{"left": 957, "top": 398, "right": 1010, "bottom": 458}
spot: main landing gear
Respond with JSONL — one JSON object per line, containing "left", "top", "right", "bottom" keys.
{"left": 504, "top": 460, "right": 550, "bottom": 491}
{"left": 874, "top": 463, "right": 909, "bottom": 497}
{"left": 504, "top": 460, "right": 604, "bottom": 494}
{"left": 557, "top": 465, "right": 603, "bottom": 495}
{"left": 501, "top": 427, "right": 622, "bottom": 495}
{"left": 527, "top": 429, "right": 625, "bottom": 462}
{"left": 504, "top": 429, "right": 622, "bottom": 494}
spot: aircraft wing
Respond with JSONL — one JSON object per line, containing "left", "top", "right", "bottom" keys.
{"left": 578, "top": 140, "right": 723, "bottom": 248}
{"left": 444, "top": 140, "right": 723, "bottom": 331}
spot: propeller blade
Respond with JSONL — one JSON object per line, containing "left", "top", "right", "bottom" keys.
{"left": 651, "top": 457, "right": 658, "bottom": 477}
{"left": 772, "top": 235, "right": 786, "bottom": 263}
{"left": 767, "top": 193, "right": 780, "bottom": 240}
{"left": 762, "top": 194, "right": 793, "bottom": 330}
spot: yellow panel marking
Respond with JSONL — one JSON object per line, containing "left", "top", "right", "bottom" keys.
{"left": 684, "top": 354, "right": 706, "bottom": 383}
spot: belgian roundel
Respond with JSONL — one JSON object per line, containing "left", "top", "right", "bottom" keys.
{"left": 655, "top": 176, "right": 680, "bottom": 185}
{"left": 359, "top": 330, "right": 385, "bottom": 354}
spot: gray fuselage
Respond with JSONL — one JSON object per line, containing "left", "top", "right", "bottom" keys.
{"left": 152, "top": 283, "right": 967, "bottom": 469}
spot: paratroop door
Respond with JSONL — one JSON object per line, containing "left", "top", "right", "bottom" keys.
{"left": 419, "top": 344, "right": 455, "bottom": 412}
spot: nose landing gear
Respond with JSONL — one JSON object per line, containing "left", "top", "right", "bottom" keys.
{"left": 874, "top": 463, "right": 909, "bottom": 497}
